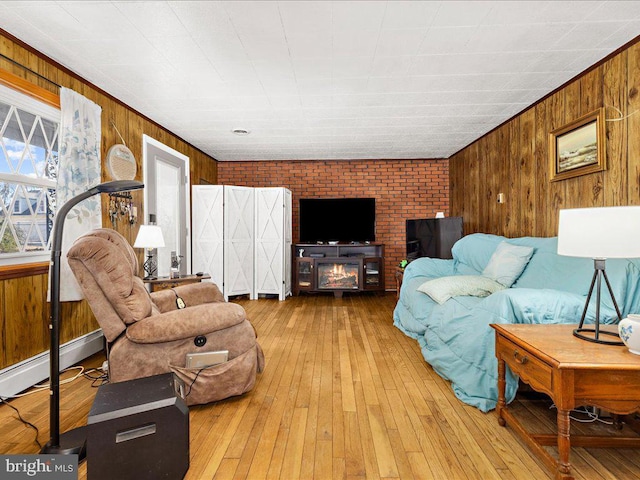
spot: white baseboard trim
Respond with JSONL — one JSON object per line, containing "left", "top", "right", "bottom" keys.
{"left": 0, "top": 330, "right": 104, "bottom": 398}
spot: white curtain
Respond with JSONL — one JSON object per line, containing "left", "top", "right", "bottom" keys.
{"left": 53, "top": 87, "right": 102, "bottom": 301}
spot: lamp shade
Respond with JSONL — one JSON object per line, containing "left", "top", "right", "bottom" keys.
{"left": 558, "top": 206, "right": 640, "bottom": 259}
{"left": 134, "top": 225, "right": 165, "bottom": 249}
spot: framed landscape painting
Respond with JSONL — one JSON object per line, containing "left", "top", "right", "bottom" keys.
{"left": 549, "top": 108, "right": 605, "bottom": 182}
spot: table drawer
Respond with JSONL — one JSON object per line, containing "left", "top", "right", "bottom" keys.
{"left": 157, "top": 279, "right": 197, "bottom": 289}
{"left": 497, "top": 336, "right": 553, "bottom": 393}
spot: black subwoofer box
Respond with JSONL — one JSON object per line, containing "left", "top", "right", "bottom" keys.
{"left": 86, "top": 373, "right": 189, "bottom": 480}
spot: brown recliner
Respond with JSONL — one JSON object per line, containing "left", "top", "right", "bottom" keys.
{"left": 67, "top": 228, "right": 264, "bottom": 406}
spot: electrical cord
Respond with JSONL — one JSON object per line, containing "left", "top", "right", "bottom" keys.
{"left": 605, "top": 104, "right": 639, "bottom": 122}
{"left": 7, "top": 366, "right": 86, "bottom": 398}
{"left": 82, "top": 368, "right": 109, "bottom": 388}
{"left": 0, "top": 363, "right": 108, "bottom": 451}
{"left": 549, "top": 404, "right": 614, "bottom": 425}
{"left": 185, "top": 369, "right": 203, "bottom": 398}
{"left": 185, "top": 364, "right": 219, "bottom": 398}
{"left": 0, "top": 396, "right": 42, "bottom": 450}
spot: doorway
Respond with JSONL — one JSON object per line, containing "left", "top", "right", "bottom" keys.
{"left": 142, "top": 135, "right": 190, "bottom": 277}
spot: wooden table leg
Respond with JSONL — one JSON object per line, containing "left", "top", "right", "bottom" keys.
{"left": 556, "top": 408, "right": 573, "bottom": 480}
{"left": 497, "top": 357, "right": 506, "bottom": 427}
{"left": 613, "top": 413, "right": 624, "bottom": 430}
{"left": 395, "top": 268, "right": 403, "bottom": 300}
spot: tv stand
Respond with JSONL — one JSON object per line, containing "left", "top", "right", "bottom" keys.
{"left": 293, "top": 243, "right": 384, "bottom": 297}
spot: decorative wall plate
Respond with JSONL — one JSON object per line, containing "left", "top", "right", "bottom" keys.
{"left": 106, "top": 143, "right": 137, "bottom": 180}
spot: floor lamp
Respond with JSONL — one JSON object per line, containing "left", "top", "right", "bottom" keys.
{"left": 557, "top": 206, "right": 640, "bottom": 344}
{"left": 41, "top": 180, "right": 143, "bottom": 456}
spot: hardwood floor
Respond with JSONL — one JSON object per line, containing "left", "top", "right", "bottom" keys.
{"left": 1, "top": 293, "right": 639, "bottom": 479}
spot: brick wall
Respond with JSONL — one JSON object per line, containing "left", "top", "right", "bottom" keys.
{"left": 217, "top": 159, "right": 449, "bottom": 291}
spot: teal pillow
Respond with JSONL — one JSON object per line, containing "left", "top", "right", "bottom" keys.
{"left": 417, "top": 275, "right": 506, "bottom": 305}
{"left": 482, "top": 241, "right": 534, "bottom": 287}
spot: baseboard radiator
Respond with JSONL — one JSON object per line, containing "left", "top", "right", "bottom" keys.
{"left": 0, "top": 330, "right": 104, "bottom": 398}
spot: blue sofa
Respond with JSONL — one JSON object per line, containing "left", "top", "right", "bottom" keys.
{"left": 393, "top": 233, "right": 640, "bottom": 412}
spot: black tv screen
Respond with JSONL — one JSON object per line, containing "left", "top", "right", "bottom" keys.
{"left": 299, "top": 198, "right": 375, "bottom": 243}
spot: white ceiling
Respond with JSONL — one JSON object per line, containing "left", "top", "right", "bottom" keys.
{"left": 1, "top": 1, "right": 639, "bottom": 162}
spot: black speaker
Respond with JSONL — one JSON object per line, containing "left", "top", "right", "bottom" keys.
{"left": 406, "top": 217, "right": 463, "bottom": 260}
{"left": 87, "top": 373, "right": 189, "bottom": 480}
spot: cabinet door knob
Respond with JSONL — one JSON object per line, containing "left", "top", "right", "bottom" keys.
{"left": 514, "top": 349, "right": 528, "bottom": 364}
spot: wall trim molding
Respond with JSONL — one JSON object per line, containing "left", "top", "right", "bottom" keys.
{"left": 0, "top": 262, "right": 49, "bottom": 280}
{"left": 0, "top": 67, "right": 60, "bottom": 108}
{"left": 0, "top": 330, "right": 104, "bottom": 399}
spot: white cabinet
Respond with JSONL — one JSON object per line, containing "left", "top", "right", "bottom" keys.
{"left": 192, "top": 185, "right": 291, "bottom": 301}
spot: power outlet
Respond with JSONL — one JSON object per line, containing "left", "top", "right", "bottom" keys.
{"left": 101, "top": 360, "right": 109, "bottom": 373}
{"left": 497, "top": 193, "right": 505, "bottom": 204}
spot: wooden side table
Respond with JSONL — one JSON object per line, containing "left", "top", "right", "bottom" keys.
{"left": 395, "top": 266, "right": 404, "bottom": 300}
{"left": 144, "top": 273, "right": 211, "bottom": 293}
{"left": 492, "top": 323, "right": 640, "bottom": 480}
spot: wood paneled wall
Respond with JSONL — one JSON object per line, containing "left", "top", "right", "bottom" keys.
{"left": 450, "top": 39, "right": 640, "bottom": 237}
{"left": 0, "top": 31, "right": 218, "bottom": 370}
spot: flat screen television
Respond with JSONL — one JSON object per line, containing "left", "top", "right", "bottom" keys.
{"left": 299, "top": 198, "right": 375, "bottom": 243}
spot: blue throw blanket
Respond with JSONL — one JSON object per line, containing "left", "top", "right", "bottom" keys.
{"left": 393, "top": 233, "right": 640, "bottom": 412}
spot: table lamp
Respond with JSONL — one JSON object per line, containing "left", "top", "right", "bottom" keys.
{"left": 42, "top": 180, "right": 144, "bottom": 457}
{"left": 557, "top": 206, "right": 640, "bottom": 344}
{"left": 134, "top": 224, "right": 165, "bottom": 279}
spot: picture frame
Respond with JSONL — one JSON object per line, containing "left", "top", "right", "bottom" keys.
{"left": 549, "top": 108, "right": 605, "bottom": 182}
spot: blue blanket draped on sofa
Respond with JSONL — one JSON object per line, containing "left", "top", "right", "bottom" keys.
{"left": 393, "top": 233, "right": 640, "bottom": 412}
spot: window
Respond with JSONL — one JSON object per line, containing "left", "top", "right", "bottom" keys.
{"left": 0, "top": 82, "right": 60, "bottom": 264}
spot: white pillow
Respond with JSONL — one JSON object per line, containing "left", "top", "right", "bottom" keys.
{"left": 482, "top": 241, "right": 534, "bottom": 287}
{"left": 417, "top": 275, "right": 506, "bottom": 305}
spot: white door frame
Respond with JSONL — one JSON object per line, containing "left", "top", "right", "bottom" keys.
{"left": 142, "top": 134, "right": 191, "bottom": 275}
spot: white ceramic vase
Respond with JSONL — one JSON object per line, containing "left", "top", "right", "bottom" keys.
{"left": 618, "top": 314, "right": 640, "bottom": 355}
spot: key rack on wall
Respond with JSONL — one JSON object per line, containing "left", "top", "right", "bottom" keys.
{"left": 108, "top": 192, "right": 138, "bottom": 227}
